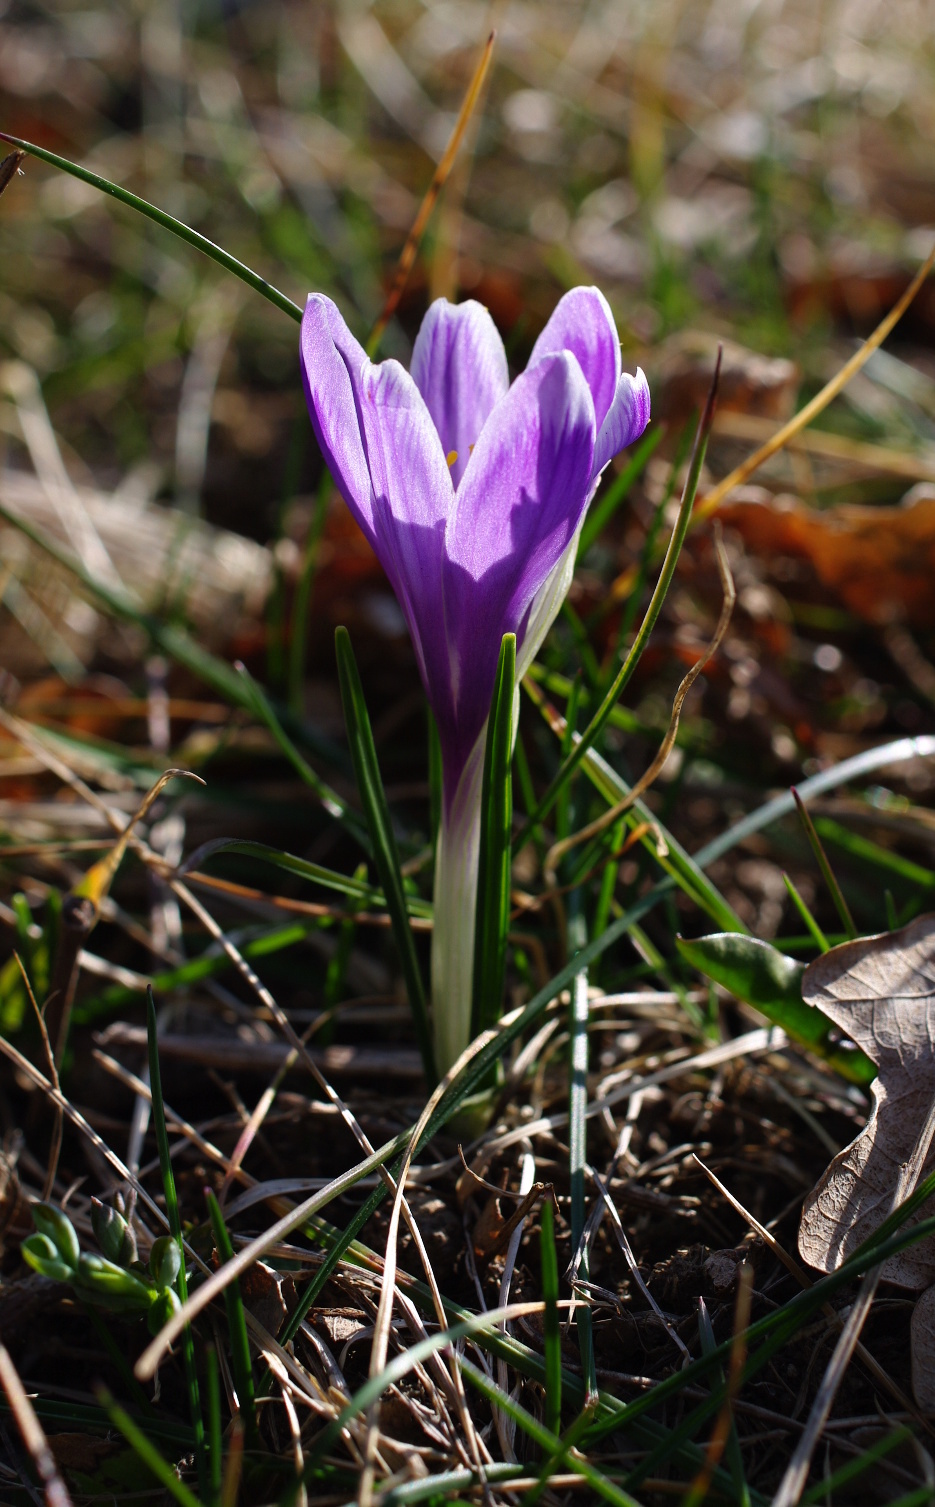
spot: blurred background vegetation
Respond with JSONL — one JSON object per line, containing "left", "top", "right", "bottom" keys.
{"left": 4, "top": 0, "right": 935, "bottom": 934}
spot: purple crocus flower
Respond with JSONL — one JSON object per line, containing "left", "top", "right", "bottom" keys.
{"left": 301, "top": 287, "right": 649, "bottom": 1071}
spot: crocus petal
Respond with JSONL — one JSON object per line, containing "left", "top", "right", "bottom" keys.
{"left": 528, "top": 285, "right": 620, "bottom": 430}
{"left": 437, "top": 351, "right": 595, "bottom": 801}
{"left": 300, "top": 294, "right": 375, "bottom": 539}
{"left": 410, "top": 299, "right": 510, "bottom": 489}
{"left": 301, "top": 293, "right": 459, "bottom": 721}
{"left": 592, "top": 366, "right": 651, "bottom": 479}
{"left": 353, "top": 358, "right": 458, "bottom": 724}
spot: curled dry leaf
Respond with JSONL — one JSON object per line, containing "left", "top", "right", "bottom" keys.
{"left": 798, "top": 914, "right": 935, "bottom": 1290}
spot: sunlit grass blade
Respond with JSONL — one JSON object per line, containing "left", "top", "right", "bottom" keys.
{"left": 566, "top": 900, "right": 596, "bottom": 1395}
{"left": 204, "top": 1191, "right": 257, "bottom": 1450}
{"left": 97, "top": 1385, "right": 203, "bottom": 1507}
{"left": 334, "top": 627, "right": 436, "bottom": 1085}
{"left": 695, "top": 235, "right": 935, "bottom": 519}
{"left": 471, "top": 633, "right": 515, "bottom": 1038}
{"left": 594, "top": 416, "right": 694, "bottom": 684}
{"left": 0, "top": 132, "right": 303, "bottom": 323}
{"left": 540, "top": 1196, "right": 562, "bottom": 1438}
{"left": 147, "top": 987, "right": 207, "bottom": 1498}
{"left": 577, "top": 425, "right": 665, "bottom": 561}
{"left": 518, "top": 348, "right": 722, "bottom": 839}
{"left": 792, "top": 787, "right": 857, "bottom": 939}
{"left": 782, "top": 872, "right": 829, "bottom": 952}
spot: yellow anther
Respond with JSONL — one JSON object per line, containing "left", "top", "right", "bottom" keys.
{"left": 446, "top": 450, "right": 458, "bottom": 468}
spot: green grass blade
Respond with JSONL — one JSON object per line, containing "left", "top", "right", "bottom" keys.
{"left": 800, "top": 1426, "right": 910, "bottom": 1505}
{"left": 695, "top": 1298, "right": 750, "bottom": 1507}
{"left": 585, "top": 1203, "right": 935, "bottom": 1465}
{"left": 458, "top": 1357, "right": 643, "bottom": 1507}
{"left": 675, "top": 932, "right": 875, "bottom": 1083}
{"left": 147, "top": 988, "right": 207, "bottom": 1499}
{"left": 276, "top": 883, "right": 683, "bottom": 1358}
{"left": 471, "top": 633, "right": 516, "bottom": 1037}
{"left": 181, "top": 837, "right": 431, "bottom": 917}
{"left": 782, "top": 873, "right": 829, "bottom": 952}
{"left": 204, "top": 1192, "right": 258, "bottom": 1450}
{"left": 334, "top": 627, "right": 436, "bottom": 1085}
{"left": 286, "top": 1322, "right": 644, "bottom": 1507}
{"left": 815, "top": 815, "right": 935, "bottom": 891}
{"left": 0, "top": 132, "right": 303, "bottom": 323}
{"left": 792, "top": 788, "right": 857, "bottom": 938}
{"left": 97, "top": 1386, "right": 204, "bottom": 1507}
{"left": 520, "top": 349, "right": 721, "bottom": 836}
{"left": 590, "top": 816, "right": 626, "bottom": 949}
{"left": 540, "top": 1197, "right": 562, "bottom": 1438}
{"left": 577, "top": 425, "right": 665, "bottom": 560}
{"left": 78, "top": 919, "right": 321, "bottom": 1021}
{"left": 524, "top": 691, "right": 742, "bottom": 932}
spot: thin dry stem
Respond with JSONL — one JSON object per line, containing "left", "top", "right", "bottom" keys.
{"left": 367, "top": 33, "right": 495, "bottom": 352}
{"left": 697, "top": 236, "right": 935, "bottom": 517}
{"left": 0, "top": 1342, "right": 73, "bottom": 1507}
{"left": 15, "top": 955, "right": 63, "bottom": 1201}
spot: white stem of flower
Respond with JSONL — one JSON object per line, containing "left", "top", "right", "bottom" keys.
{"left": 430, "top": 520, "right": 585, "bottom": 1073}
{"left": 431, "top": 736, "right": 485, "bottom": 1075}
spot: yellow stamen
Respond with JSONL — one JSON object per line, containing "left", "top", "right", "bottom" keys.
{"left": 446, "top": 450, "right": 458, "bottom": 468}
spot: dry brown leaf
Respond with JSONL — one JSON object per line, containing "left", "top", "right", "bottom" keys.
{"left": 721, "top": 485, "right": 935, "bottom": 629}
{"left": 911, "top": 1283, "right": 935, "bottom": 1408}
{"left": 798, "top": 915, "right": 935, "bottom": 1290}
{"left": 651, "top": 331, "right": 799, "bottom": 426}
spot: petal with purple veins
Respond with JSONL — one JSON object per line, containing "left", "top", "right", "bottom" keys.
{"left": 299, "top": 294, "right": 375, "bottom": 538}
{"left": 353, "top": 357, "right": 457, "bottom": 729}
{"left": 592, "top": 367, "right": 651, "bottom": 478}
{"left": 410, "top": 299, "right": 509, "bottom": 489}
{"left": 437, "top": 351, "right": 596, "bottom": 799}
{"left": 528, "top": 285, "right": 621, "bottom": 430}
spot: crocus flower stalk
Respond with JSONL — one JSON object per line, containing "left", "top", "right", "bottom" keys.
{"left": 301, "top": 287, "right": 650, "bottom": 1073}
